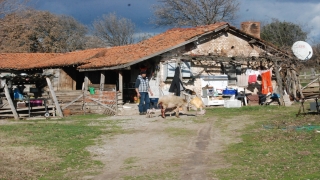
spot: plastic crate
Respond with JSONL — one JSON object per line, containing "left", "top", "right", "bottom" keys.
{"left": 222, "top": 89, "right": 237, "bottom": 95}
{"left": 224, "top": 100, "right": 242, "bottom": 108}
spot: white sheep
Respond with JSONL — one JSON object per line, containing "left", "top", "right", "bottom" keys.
{"left": 157, "top": 95, "right": 188, "bottom": 118}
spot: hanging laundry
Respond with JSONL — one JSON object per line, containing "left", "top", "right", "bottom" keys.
{"left": 169, "top": 67, "right": 184, "bottom": 96}
{"left": 261, "top": 70, "right": 273, "bottom": 94}
{"left": 248, "top": 74, "right": 257, "bottom": 84}
{"left": 245, "top": 69, "right": 260, "bottom": 84}
{"left": 237, "top": 74, "right": 249, "bottom": 87}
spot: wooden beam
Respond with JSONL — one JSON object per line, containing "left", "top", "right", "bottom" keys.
{"left": 301, "top": 76, "right": 320, "bottom": 90}
{"left": 61, "top": 94, "right": 83, "bottom": 110}
{"left": 4, "top": 84, "right": 19, "bottom": 120}
{"left": 88, "top": 97, "right": 117, "bottom": 113}
{"left": 46, "top": 78, "right": 63, "bottom": 117}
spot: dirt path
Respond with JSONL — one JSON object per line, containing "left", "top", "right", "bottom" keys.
{"left": 87, "top": 113, "right": 251, "bottom": 180}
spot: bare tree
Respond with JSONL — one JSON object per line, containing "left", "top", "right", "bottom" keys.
{"left": 152, "top": 0, "right": 240, "bottom": 27}
{"left": 0, "top": 10, "right": 88, "bottom": 53}
{"left": 135, "top": 32, "right": 156, "bottom": 43}
{"left": 58, "top": 15, "right": 89, "bottom": 52}
{"left": 92, "top": 13, "right": 135, "bottom": 47}
{"left": 83, "top": 35, "right": 108, "bottom": 49}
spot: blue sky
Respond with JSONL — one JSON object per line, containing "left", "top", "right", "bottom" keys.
{"left": 30, "top": 0, "right": 320, "bottom": 43}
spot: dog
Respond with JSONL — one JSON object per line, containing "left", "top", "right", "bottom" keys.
{"left": 146, "top": 108, "right": 156, "bottom": 118}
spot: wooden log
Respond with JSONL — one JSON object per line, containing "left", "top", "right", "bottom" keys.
{"left": 46, "top": 78, "right": 63, "bottom": 117}
{"left": 301, "top": 76, "right": 320, "bottom": 90}
{"left": 286, "top": 68, "right": 292, "bottom": 95}
{"left": 273, "top": 60, "right": 285, "bottom": 106}
{"left": 4, "top": 84, "right": 19, "bottom": 120}
{"left": 291, "top": 68, "right": 297, "bottom": 98}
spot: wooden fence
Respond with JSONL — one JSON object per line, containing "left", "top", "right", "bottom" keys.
{"left": 299, "top": 68, "right": 320, "bottom": 99}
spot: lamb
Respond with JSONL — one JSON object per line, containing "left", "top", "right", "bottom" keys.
{"left": 189, "top": 97, "right": 206, "bottom": 116}
{"left": 146, "top": 108, "right": 156, "bottom": 118}
{"left": 157, "top": 95, "right": 188, "bottom": 118}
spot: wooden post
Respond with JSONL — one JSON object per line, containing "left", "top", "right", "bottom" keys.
{"left": 177, "top": 57, "right": 183, "bottom": 97}
{"left": 273, "top": 60, "right": 285, "bottom": 106}
{"left": 291, "top": 67, "right": 297, "bottom": 99}
{"left": 286, "top": 68, "right": 292, "bottom": 95}
{"left": 46, "top": 78, "right": 63, "bottom": 117}
{"left": 84, "top": 73, "right": 89, "bottom": 91}
{"left": 297, "top": 77, "right": 305, "bottom": 99}
{"left": 118, "top": 70, "right": 123, "bottom": 102}
{"left": 4, "top": 84, "right": 19, "bottom": 120}
{"left": 100, "top": 71, "right": 105, "bottom": 100}
{"left": 100, "top": 71, "right": 105, "bottom": 92}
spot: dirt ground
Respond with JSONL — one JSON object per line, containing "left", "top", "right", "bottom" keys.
{"left": 86, "top": 110, "right": 254, "bottom": 180}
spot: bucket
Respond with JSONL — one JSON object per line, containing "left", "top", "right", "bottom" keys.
{"left": 88, "top": 87, "right": 95, "bottom": 95}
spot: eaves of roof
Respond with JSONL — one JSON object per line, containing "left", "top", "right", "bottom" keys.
{"left": 0, "top": 53, "right": 63, "bottom": 70}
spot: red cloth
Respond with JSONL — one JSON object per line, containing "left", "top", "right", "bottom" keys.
{"left": 248, "top": 74, "right": 257, "bottom": 84}
{"left": 261, "top": 70, "right": 273, "bottom": 94}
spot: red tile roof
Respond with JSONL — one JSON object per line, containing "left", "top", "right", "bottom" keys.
{"left": 78, "top": 22, "right": 228, "bottom": 69}
{"left": 0, "top": 53, "right": 62, "bottom": 70}
{"left": 30, "top": 48, "right": 106, "bottom": 69}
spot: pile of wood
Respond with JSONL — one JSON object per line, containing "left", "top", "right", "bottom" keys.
{"left": 301, "top": 77, "right": 320, "bottom": 99}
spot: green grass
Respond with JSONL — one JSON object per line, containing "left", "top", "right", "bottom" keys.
{"left": 2, "top": 104, "right": 320, "bottom": 179}
{"left": 0, "top": 114, "right": 126, "bottom": 180}
{"left": 208, "top": 104, "right": 320, "bottom": 179}
{"left": 122, "top": 157, "right": 140, "bottom": 170}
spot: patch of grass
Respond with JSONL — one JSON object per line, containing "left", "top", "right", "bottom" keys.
{"left": 122, "top": 157, "right": 140, "bottom": 170}
{"left": 0, "top": 116, "right": 125, "bottom": 180}
{"left": 164, "top": 127, "right": 195, "bottom": 137}
{"left": 210, "top": 104, "right": 320, "bottom": 179}
{"left": 123, "top": 171, "right": 177, "bottom": 180}
{"left": 192, "top": 118, "right": 207, "bottom": 123}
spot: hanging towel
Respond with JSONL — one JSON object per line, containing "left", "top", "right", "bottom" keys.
{"left": 237, "top": 74, "right": 249, "bottom": 87}
{"left": 261, "top": 70, "right": 273, "bottom": 94}
{"left": 248, "top": 74, "right": 257, "bottom": 84}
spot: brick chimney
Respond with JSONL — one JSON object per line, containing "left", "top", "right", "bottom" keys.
{"left": 240, "top": 21, "right": 260, "bottom": 39}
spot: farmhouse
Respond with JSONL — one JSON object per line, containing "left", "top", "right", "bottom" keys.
{"left": 0, "top": 22, "right": 302, "bottom": 118}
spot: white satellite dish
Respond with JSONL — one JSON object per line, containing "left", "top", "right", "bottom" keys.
{"left": 291, "top": 41, "right": 313, "bottom": 60}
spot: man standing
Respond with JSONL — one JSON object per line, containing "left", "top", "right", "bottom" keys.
{"left": 135, "top": 70, "right": 153, "bottom": 115}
